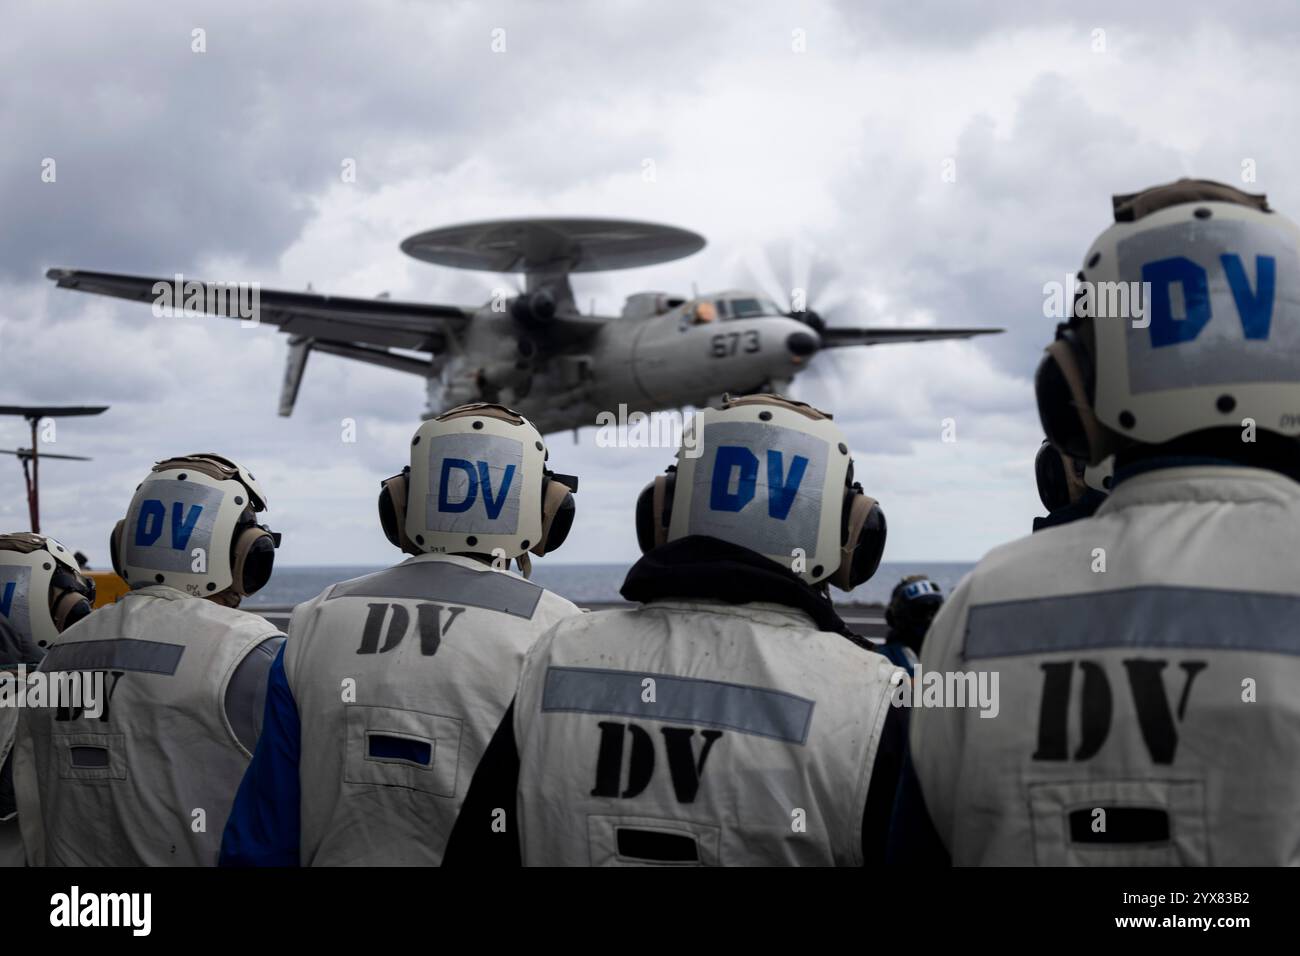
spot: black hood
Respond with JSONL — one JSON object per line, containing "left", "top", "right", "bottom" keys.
{"left": 620, "top": 535, "right": 867, "bottom": 645}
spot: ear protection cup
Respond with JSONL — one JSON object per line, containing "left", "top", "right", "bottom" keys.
{"left": 377, "top": 468, "right": 419, "bottom": 555}
{"left": 1035, "top": 330, "right": 1114, "bottom": 465}
{"left": 635, "top": 471, "right": 677, "bottom": 553}
{"left": 109, "top": 519, "right": 125, "bottom": 578}
{"left": 1034, "top": 440, "right": 1085, "bottom": 511}
{"left": 47, "top": 564, "right": 96, "bottom": 639}
{"left": 531, "top": 479, "right": 575, "bottom": 557}
{"left": 51, "top": 588, "right": 92, "bottom": 633}
{"left": 831, "top": 491, "right": 887, "bottom": 591}
{"left": 231, "top": 524, "right": 277, "bottom": 597}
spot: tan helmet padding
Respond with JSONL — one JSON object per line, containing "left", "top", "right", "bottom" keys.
{"left": 51, "top": 589, "right": 86, "bottom": 632}
{"left": 1112, "top": 178, "right": 1270, "bottom": 223}
{"left": 831, "top": 492, "right": 877, "bottom": 591}
{"left": 110, "top": 519, "right": 124, "bottom": 574}
{"left": 529, "top": 479, "right": 571, "bottom": 557}
{"left": 1045, "top": 338, "right": 1114, "bottom": 466}
{"left": 152, "top": 453, "right": 267, "bottom": 510}
{"left": 652, "top": 474, "right": 670, "bottom": 549}
{"left": 435, "top": 403, "right": 525, "bottom": 426}
{"left": 153, "top": 454, "right": 244, "bottom": 490}
{"left": 383, "top": 472, "right": 421, "bottom": 556}
{"left": 1059, "top": 446, "right": 1089, "bottom": 505}
{"left": 0, "top": 532, "right": 46, "bottom": 555}
{"left": 721, "top": 392, "right": 832, "bottom": 422}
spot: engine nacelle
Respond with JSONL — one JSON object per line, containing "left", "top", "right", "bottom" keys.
{"left": 510, "top": 289, "right": 557, "bottom": 329}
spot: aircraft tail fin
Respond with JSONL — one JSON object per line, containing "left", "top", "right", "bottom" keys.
{"left": 279, "top": 336, "right": 313, "bottom": 417}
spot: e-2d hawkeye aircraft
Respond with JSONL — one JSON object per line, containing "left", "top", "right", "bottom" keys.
{"left": 46, "top": 218, "right": 1002, "bottom": 433}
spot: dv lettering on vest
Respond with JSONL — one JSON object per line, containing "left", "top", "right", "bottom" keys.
{"left": 1033, "top": 657, "right": 1206, "bottom": 764}
{"left": 355, "top": 602, "right": 464, "bottom": 656}
{"left": 590, "top": 722, "right": 723, "bottom": 804}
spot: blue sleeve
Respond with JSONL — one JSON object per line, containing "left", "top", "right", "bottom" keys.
{"left": 219, "top": 643, "right": 302, "bottom": 866}
{"left": 885, "top": 746, "right": 952, "bottom": 866}
{"left": 877, "top": 641, "right": 916, "bottom": 678}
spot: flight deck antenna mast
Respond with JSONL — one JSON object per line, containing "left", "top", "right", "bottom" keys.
{"left": 0, "top": 404, "right": 108, "bottom": 533}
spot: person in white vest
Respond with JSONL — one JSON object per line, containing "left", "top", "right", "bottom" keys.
{"left": 14, "top": 454, "right": 284, "bottom": 866}
{"left": 445, "top": 393, "right": 903, "bottom": 867}
{"left": 893, "top": 178, "right": 1300, "bottom": 865}
{"left": 0, "top": 533, "right": 96, "bottom": 867}
{"left": 219, "top": 403, "right": 582, "bottom": 866}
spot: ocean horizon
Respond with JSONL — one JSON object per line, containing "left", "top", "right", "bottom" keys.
{"left": 244, "top": 561, "right": 977, "bottom": 609}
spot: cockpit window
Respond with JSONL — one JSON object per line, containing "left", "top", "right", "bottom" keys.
{"left": 726, "top": 297, "right": 782, "bottom": 318}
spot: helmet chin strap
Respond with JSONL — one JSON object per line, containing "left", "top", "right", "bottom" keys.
{"left": 515, "top": 553, "right": 532, "bottom": 578}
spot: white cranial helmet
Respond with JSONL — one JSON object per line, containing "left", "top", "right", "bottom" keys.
{"left": 0, "top": 533, "right": 95, "bottom": 652}
{"left": 1038, "top": 179, "right": 1300, "bottom": 463}
{"left": 645, "top": 394, "right": 886, "bottom": 591}
{"left": 112, "top": 454, "right": 277, "bottom": 600}
{"left": 382, "top": 404, "right": 576, "bottom": 564}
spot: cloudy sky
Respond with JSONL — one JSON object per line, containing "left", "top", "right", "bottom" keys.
{"left": 3, "top": 0, "right": 1298, "bottom": 581}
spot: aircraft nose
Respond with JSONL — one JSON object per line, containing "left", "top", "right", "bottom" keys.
{"left": 785, "top": 330, "right": 820, "bottom": 357}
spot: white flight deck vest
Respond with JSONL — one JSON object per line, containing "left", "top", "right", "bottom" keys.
{"left": 14, "top": 586, "right": 276, "bottom": 866}
{"left": 283, "top": 552, "right": 579, "bottom": 866}
{"left": 911, "top": 465, "right": 1300, "bottom": 865}
{"left": 1, "top": 701, "right": 21, "bottom": 866}
{"left": 514, "top": 598, "right": 902, "bottom": 866}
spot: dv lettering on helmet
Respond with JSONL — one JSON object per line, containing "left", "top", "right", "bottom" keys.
{"left": 134, "top": 500, "right": 204, "bottom": 550}
{"left": 709, "top": 446, "right": 808, "bottom": 519}
{"left": 437, "top": 458, "right": 516, "bottom": 518}
{"left": 1142, "top": 252, "right": 1276, "bottom": 348}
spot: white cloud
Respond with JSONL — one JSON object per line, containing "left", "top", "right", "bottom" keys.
{"left": 3, "top": 0, "right": 1298, "bottom": 569}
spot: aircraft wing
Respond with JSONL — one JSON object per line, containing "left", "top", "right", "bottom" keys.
{"left": 819, "top": 326, "right": 1003, "bottom": 347}
{"left": 45, "top": 268, "right": 476, "bottom": 352}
